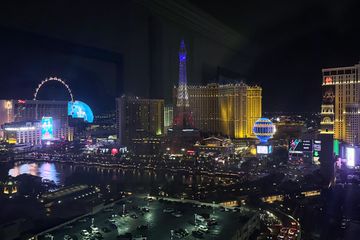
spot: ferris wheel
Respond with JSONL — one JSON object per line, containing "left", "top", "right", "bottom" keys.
{"left": 33, "top": 77, "right": 74, "bottom": 102}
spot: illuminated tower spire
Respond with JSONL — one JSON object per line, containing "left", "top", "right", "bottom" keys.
{"left": 173, "top": 39, "right": 193, "bottom": 128}
{"left": 176, "top": 39, "right": 189, "bottom": 108}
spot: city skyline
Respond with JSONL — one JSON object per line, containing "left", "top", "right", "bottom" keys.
{"left": 0, "top": 1, "right": 360, "bottom": 240}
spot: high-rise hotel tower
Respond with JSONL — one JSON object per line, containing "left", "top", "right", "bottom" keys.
{"left": 322, "top": 62, "right": 360, "bottom": 144}
{"left": 174, "top": 83, "right": 262, "bottom": 139}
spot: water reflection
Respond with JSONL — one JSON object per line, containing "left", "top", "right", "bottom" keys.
{"left": 9, "top": 162, "right": 60, "bottom": 184}
{"left": 7, "top": 162, "right": 229, "bottom": 191}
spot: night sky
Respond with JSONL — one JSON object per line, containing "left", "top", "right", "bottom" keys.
{"left": 192, "top": 0, "right": 360, "bottom": 112}
{"left": 0, "top": 0, "right": 359, "bottom": 113}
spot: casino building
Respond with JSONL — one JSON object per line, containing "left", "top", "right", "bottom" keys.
{"left": 2, "top": 121, "right": 41, "bottom": 145}
{"left": 0, "top": 99, "right": 94, "bottom": 143}
{"left": 322, "top": 62, "right": 360, "bottom": 143}
{"left": 177, "top": 83, "right": 262, "bottom": 139}
{"left": 0, "top": 99, "right": 73, "bottom": 142}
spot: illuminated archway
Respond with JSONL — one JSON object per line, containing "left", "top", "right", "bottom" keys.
{"left": 33, "top": 77, "right": 74, "bottom": 102}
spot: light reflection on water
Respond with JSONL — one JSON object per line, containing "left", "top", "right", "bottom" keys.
{"left": 8, "top": 162, "right": 60, "bottom": 184}
{"left": 7, "top": 162, "right": 226, "bottom": 188}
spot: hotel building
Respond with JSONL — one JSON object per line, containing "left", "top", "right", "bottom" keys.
{"left": 322, "top": 62, "right": 360, "bottom": 144}
{"left": 175, "top": 83, "right": 262, "bottom": 139}
{"left": 2, "top": 121, "right": 41, "bottom": 145}
{"left": 116, "top": 96, "right": 164, "bottom": 145}
{"left": 0, "top": 99, "right": 73, "bottom": 141}
{"left": 344, "top": 104, "right": 360, "bottom": 145}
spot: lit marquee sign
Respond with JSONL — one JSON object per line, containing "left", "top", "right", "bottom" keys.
{"left": 289, "top": 139, "right": 312, "bottom": 154}
{"left": 256, "top": 145, "right": 272, "bottom": 155}
{"left": 68, "top": 101, "right": 94, "bottom": 123}
{"left": 346, "top": 147, "right": 355, "bottom": 168}
{"left": 41, "top": 117, "right": 54, "bottom": 140}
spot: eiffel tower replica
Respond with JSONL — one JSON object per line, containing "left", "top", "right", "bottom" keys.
{"left": 166, "top": 39, "right": 200, "bottom": 154}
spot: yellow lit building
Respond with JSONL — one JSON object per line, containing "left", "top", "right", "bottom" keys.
{"left": 322, "top": 63, "right": 360, "bottom": 142}
{"left": 179, "top": 83, "right": 261, "bottom": 139}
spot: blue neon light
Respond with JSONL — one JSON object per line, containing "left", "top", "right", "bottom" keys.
{"left": 68, "top": 101, "right": 94, "bottom": 123}
{"left": 41, "top": 117, "right": 54, "bottom": 140}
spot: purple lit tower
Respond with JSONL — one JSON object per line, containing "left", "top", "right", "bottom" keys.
{"left": 173, "top": 39, "right": 194, "bottom": 129}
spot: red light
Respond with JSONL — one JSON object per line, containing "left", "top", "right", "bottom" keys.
{"left": 111, "top": 148, "right": 118, "bottom": 156}
{"left": 187, "top": 150, "right": 195, "bottom": 155}
{"left": 18, "top": 100, "right": 26, "bottom": 104}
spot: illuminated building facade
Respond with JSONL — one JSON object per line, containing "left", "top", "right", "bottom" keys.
{"left": 320, "top": 72, "right": 335, "bottom": 187}
{"left": 181, "top": 83, "right": 262, "bottom": 138}
{"left": 0, "top": 100, "right": 15, "bottom": 139}
{"left": 2, "top": 121, "right": 41, "bottom": 145}
{"left": 164, "top": 105, "right": 173, "bottom": 133}
{"left": 322, "top": 63, "right": 360, "bottom": 142}
{"left": 344, "top": 104, "right": 360, "bottom": 145}
{"left": 116, "top": 96, "right": 164, "bottom": 145}
{"left": 0, "top": 99, "right": 74, "bottom": 141}
{"left": 194, "top": 136, "right": 235, "bottom": 156}
{"left": 131, "top": 136, "right": 162, "bottom": 157}
{"left": 17, "top": 100, "right": 73, "bottom": 141}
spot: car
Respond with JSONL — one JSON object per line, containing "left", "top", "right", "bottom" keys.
{"left": 130, "top": 214, "right": 138, "bottom": 219}
{"left": 197, "top": 225, "right": 208, "bottom": 233}
{"left": 163, "top": 207, "right": 175, "bottom": 213}
{"left": 207, "top": 219, "right": 218, "bottom": 226}
{"left": 80, "top": 230, "right": 90, "bottom": 236}
{"left": 141, "top": 207, "right": 150, "bottom": 212}
{"left": 63, "top": 235, "right": 73, "bottom": 240}
{"left": 108, "top": 218, "right": 116, "bottom": 223}
{"left": 174, "top": 228, "right": 189, "bottom": 238}
{"left": 172, "top": 211, "right": 183, "bottom": 218}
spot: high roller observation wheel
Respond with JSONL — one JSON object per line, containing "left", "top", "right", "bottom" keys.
{"left": 33, "top": 77, "right": 74, "bottom": 102}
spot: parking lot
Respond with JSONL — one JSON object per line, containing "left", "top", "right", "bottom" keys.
{"left": 40, "top": 195, "right": 253, "bottom": 240}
